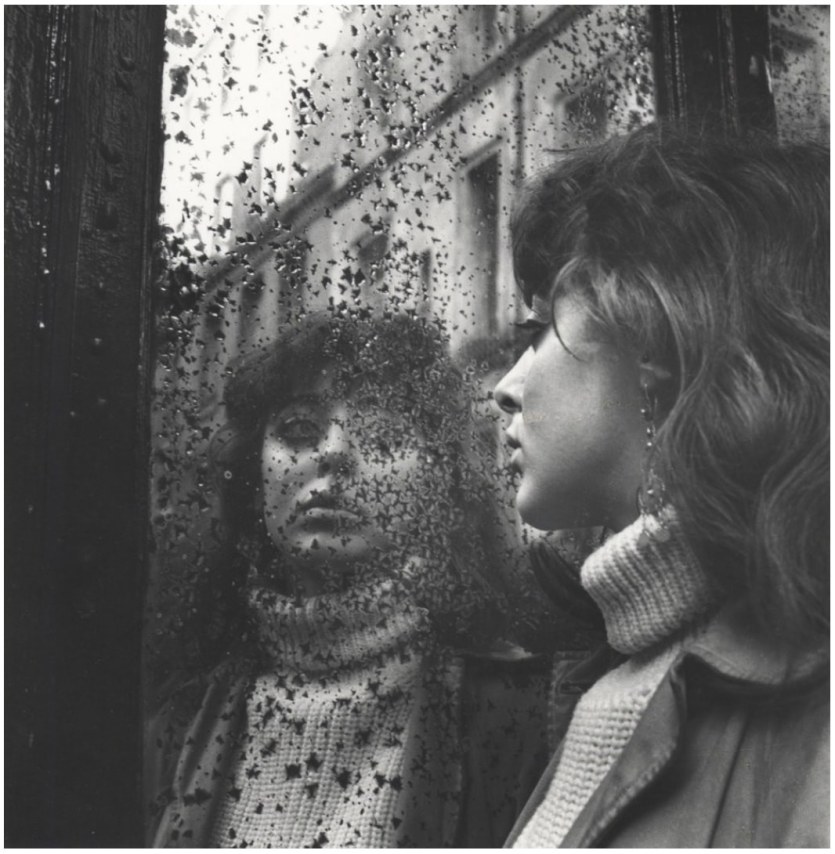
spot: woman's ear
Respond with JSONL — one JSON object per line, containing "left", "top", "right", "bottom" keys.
{"left": 638, "top": 359, "right": 676, "bottom": 416}
{"left": 638, "top": 359, "right": 673, "bottom": 388}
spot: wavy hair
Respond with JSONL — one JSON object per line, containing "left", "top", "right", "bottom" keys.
{"left": 511, "top": 127, "right": 829, "bottom": 647}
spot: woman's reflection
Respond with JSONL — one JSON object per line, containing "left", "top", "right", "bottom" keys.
{"left": 146, "top": 309, "right": 551, "bottom": 847}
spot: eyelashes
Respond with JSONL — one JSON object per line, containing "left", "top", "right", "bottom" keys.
{"left": 271, "top": 414, "right": 412, "bottom": 455}
{"left": 513, "top": 317, "right": 549, "bottom": 350}
{"left": 274, "top": 415, "right": 323, "bottom": 443}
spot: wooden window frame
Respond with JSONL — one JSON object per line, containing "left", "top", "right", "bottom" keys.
{"left": 5, "top": 6, "right": 166, "bottom": 846}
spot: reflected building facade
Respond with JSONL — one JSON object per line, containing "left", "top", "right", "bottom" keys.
{"left": 158, "top": 6, "right": 656, "bottom": 447}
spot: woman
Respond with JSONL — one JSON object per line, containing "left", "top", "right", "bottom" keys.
{"left": 146, "top": 310, "right": 552, "bottom": 847}
{"left": 494, "top": 128, "right": 829, "bottom": 847}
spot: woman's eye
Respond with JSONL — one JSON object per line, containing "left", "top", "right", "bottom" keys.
{"left": 514, "top": 318, "right": 549, "bottom": 352}
{"left": 276, "top": 417, "right": 322, "bottom": 443}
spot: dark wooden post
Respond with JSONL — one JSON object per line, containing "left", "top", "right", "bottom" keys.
{"left": 5, "top": 6, "right": 166, "bottom": 846}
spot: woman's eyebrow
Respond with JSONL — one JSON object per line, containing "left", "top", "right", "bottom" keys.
{"left": 280, "top": 394, "right": 324, "bottom": 410}
{"left": 513, "top": 314, "right": 549, "bottom": 329}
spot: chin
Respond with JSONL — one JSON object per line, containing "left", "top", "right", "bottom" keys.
{"left": 295, "top": 530, "right": 386, "bottom": 563}
{"left": 517, "top": 488, "right": 591, "bottom": 531}
{"left": 518, "top": 504, "right": 559, "bottom": 531}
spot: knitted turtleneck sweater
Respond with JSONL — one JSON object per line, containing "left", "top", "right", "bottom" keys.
{"left": 209, "top": 577, "right": 462, "bottom": 848}
{"left": 515, "top": 508, "right": 719, "bottom": 848}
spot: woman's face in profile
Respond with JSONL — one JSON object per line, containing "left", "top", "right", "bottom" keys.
{"left": 494, "top": 294, "right": 646, "bottom": 532}
{"left": 260, "top": 369, "right": 428, "bottom": 590}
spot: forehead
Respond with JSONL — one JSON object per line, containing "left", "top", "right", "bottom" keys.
{"left": 528, "top": 292, "right": 591, "bottom": 327}
{"left": 283, "top": 365, "right": 402, "bottom": 401}
{"left": 278, "top": 371, "right": 412, "bottom": 418}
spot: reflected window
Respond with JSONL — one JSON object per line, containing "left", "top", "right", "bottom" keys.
{"left": 479, "top": 5, "right": 499, "bottom": 49}
{"left": 461, "top": 151, "right": 500, "bottom": 335}
{"left": 419, "top": 248, "right": 434, "bottom": 315}
{"left": 356, "top": 229, "right": 389, "bottom": 305}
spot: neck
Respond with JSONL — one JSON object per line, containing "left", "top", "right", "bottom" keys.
{"left": 257, "top": 551, "right": 396, "bottom": 598}
{"left": 247, "top": 573, "right": 433, "bottom": 674}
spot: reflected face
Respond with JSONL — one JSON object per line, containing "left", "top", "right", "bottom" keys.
{"left": 493, "top": 295, "right": 645, "bottom": 532}
{"left": 260, "top": 371, "right": 426, "bottom": 592}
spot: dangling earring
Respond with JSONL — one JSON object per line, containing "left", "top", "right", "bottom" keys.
{"left": 636, "top": 384, "right": 670, "bottom": 547}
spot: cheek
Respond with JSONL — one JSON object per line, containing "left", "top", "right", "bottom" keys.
{"left": 525, "top": 344, "right": 635, "bottom": 433}
{"left": 369, "top": 450, "right": 422, "bottom": 488}
{"left": 522, "top": 357, "right": 579, "bottom": 440}
{"left": 521, "top": 354, "right": 635, "bottom": 481}
{"left": 362, "top": 450, "right": 428, "bottom": 512}
{"left": 260, "top": 444, "right": 301, "bottom": 513}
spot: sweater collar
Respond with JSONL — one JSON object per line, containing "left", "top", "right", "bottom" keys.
{"left": 580, "top": 507, "right": 719, "bottom": 655}
{"left": 248, "top": 575, "right": 433, "bottom": 674}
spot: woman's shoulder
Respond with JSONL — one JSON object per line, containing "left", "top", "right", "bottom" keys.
{"left": 146, "top": 656, "right": 253, "bottom": 752}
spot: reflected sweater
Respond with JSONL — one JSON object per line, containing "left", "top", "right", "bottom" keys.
{"left": 515, "top": 508, "right": 718, "bottom": 848}
{"left": 208, "top": 578, "right": 462, "bottom": 848}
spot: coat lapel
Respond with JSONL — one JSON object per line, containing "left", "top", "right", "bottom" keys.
{"left": 560, "top": 666, "right": 685, "bottom": 848}
{"left": 153, "top": 669, "right": 249, "bottom": 847}
{"left": 503, "top": 645, "right": 622, "bottom": 847}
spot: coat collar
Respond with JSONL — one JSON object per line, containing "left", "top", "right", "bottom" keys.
{"left": 683, "top": 599, "right": 828, "bottom": 689}
{"left": 554, "top": 601, "right": 828, "bottom": 848}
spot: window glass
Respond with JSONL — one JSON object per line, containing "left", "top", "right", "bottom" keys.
{"left": 147, "top": 6, "right": 654, "bottom": 845}
{"left": 149, "top": 0, "right": 658, "bottom": 713}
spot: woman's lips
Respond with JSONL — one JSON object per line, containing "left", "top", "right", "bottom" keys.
{"left": 504, "top": 433, "right": 522, "bottom": 471}
{"left": 303, "top": 506, "right": 360, "bottom": 519}
{"left": 509, "top": 448, "right": 522, "bottom": 472}
{"left": 300, "top": 506, "right": 364, "bottom": 530}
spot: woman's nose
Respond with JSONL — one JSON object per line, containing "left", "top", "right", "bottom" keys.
{"left": 493, "top": 357, "right": 525, "bottom": 414}
{"left": 317, "top": 418, "right": 355, "bottom": 476}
